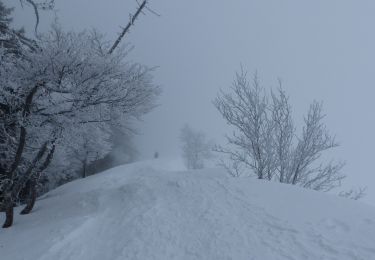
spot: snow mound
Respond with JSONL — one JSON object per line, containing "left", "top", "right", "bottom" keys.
{"left": 1, "top": 160, "right": 375, "bottom": 260}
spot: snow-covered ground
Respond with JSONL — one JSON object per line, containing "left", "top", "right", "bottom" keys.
{"left": 1, "top": 159, "right": 375, "bottom": 260}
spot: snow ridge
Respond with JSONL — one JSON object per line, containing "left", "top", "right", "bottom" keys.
{"left": 1, "top": 161, "right": 375, "bottom": 260}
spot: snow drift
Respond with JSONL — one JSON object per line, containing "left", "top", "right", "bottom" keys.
{"left": 1, "top": 160, "right": 375, "bottom": 260}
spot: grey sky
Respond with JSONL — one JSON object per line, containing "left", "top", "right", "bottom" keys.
{"left": 5, "top": 0, "right": 375, "bottom": 204}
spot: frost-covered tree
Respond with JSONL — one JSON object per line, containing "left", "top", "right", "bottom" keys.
{"left": 214, "top": 72, "right": 274, "bottom": 179}
{"left": 180, "top": 124, "right": 213, "bottom": 170}
{"left": 0, "top": 1, "right": 15, "bottom": 45}
{"left": 0, "top": 0, "right": 158, "bottom": 228}
{"left": 270, "top": 86, "right": 294, "bottom": 183}
{"left": 214, "top": 69, "right": 344, "bottom": 191}
{"left": 0, "top": 25, "right": 160, "bottom": 227}
{"left": 0, "top": 2, "right": 37, "bottom": 227}
{"left": 285, "top": 102, "right": 345, "bottom": 191}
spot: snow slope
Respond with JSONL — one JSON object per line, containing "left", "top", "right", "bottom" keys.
{"left": 1, "top": 160, "right": 375, "bottom": 260}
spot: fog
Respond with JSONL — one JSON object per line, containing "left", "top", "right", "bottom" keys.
{"left": 6, "top": 0, "right": 375, "bottom": 204}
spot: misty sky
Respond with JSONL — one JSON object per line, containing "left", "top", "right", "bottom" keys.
{"left": 5, "top": 0, "right": 375, "bottom": 204}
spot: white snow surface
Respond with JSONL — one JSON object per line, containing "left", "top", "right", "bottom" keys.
{"left": 1, "top": 159, "right": 375, "bottom": 260}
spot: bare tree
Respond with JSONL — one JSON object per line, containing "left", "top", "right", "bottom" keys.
{"left": 214, "top": 69, "right": 345, "bottom": 191}
{"left": 180, "top": 124, "right": 213, "bottom": 170}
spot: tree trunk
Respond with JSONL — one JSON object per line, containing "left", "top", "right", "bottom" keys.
{"left": 20, "top": 180, "right": 36, "bottom": 215}
{"left": 82, "top": 159, "right": 87, "bottom": 178}
{"left": 8, "top": 83, "right": 41, "bottom": 179}
{"left": 20, "top": 143, "right": 56, "bottom": 215}
{"left": 2, "top": 199, "right": 13, "bottom": 228}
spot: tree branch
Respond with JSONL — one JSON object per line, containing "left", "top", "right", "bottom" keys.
{"left": 108, "top": 0, "right": 147, "bottom": 54}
